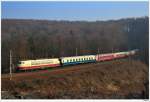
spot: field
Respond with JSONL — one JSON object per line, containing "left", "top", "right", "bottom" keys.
{"left": 1, "top": 59, "right": 149, "bottom": 99}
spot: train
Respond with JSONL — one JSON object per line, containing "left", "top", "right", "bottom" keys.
{"left": 17, "top": 49, "right": 138, "bottom": 71}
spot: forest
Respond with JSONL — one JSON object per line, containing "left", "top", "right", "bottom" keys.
{"left": 1, "top": 17, "right": 149, "bottom": 73}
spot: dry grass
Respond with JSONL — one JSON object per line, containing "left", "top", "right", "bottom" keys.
{"left": 1, "top": 59, "right": 149, "bottom": 99}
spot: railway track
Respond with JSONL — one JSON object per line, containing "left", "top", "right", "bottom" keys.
{"left": 2, "top": 62, "right": 106, "bottom": 81}
{"left": 1, "top": 58, "right": 130, "bottom": 81}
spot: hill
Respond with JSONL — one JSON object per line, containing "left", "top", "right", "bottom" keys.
{"left": 1, "top": 59, "right": 149, "bottom": 99}
{"left": 1, "top": 17, "right": 149, "bottom": 73}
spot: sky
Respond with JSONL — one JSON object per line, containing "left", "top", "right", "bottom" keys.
{"left": 1, "top": 1, "right": 149, "bottom": 21}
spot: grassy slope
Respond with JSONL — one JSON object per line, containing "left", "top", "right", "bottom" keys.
{"left": 1, "top": 59, "right": 149, "bottom": 99}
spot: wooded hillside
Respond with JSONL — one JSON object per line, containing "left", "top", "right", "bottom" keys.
{"left": 1, "top": 17, "right": 149, "bottom": 73}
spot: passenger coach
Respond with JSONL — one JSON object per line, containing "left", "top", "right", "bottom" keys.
{"left": 96, "top": 53, "right": 115, "bottom": 61}
{"left": 61, "top": 55, "right": 96, "bottom": 66}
